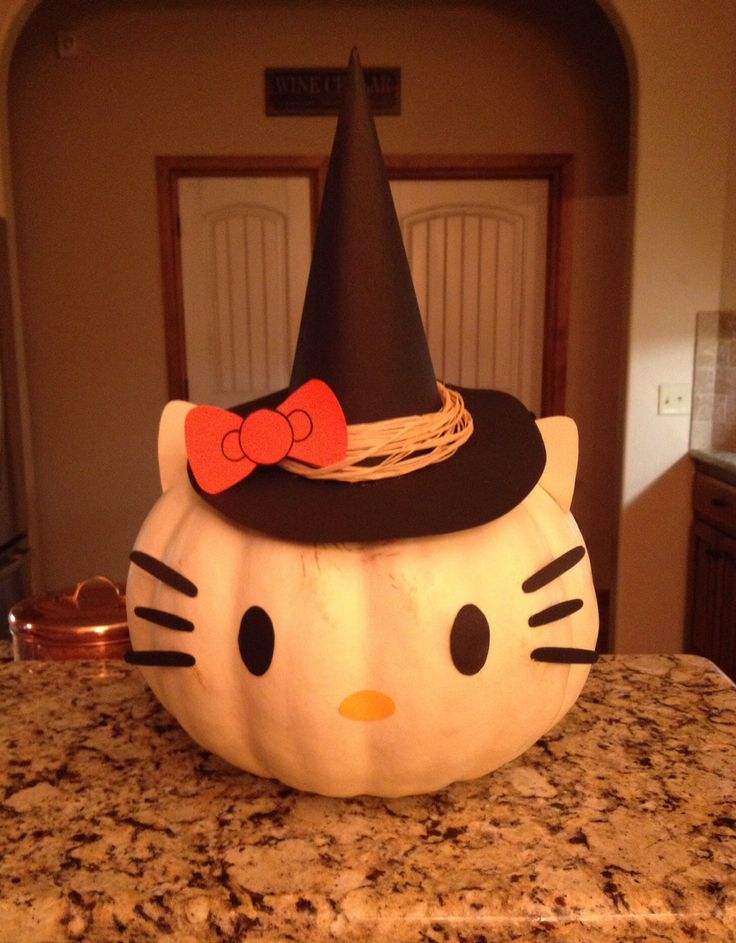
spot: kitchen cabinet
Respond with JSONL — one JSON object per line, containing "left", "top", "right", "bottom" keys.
{"left": 688, "top": 466, "right": 736, "bottom": 679}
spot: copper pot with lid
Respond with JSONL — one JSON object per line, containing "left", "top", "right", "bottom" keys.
{"left": 9, "top": 576, "right": 130, "bottom": 661}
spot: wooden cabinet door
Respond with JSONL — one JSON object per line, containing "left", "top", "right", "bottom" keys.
{"left": 689, "top": 518, "right": 736, "bottom": 680}
{"left": 690, "top": 519, "right": 721, "bottom": 660}
{"left": 716, "top": 531, "right": 736, "bottom": 680}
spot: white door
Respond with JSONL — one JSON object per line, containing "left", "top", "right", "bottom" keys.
{"left": 178, "top": 176, "right": 312, "bottom": 406}
{"left": 390, "top": 178, "right": 548, "bottom": 414}
{"left": 177, "top": 175, "right": 548, "bottom": 414}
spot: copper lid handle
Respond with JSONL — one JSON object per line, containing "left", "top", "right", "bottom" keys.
{"left": 70, "top": 576, "right": 122, "bottom": 608}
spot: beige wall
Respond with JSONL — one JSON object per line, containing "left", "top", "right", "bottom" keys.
{"left": 721, "top": 44, "right": 736, "bottom": 310}
{"left": 6, "top": 0, "right": 629, "bottom": 597}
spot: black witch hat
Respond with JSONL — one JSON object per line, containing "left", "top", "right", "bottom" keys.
{"left": 186, "top": 49, "right": 545, "bottom": 543}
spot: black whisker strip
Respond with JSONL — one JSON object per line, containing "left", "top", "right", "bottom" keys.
{"left": 531, "top": 646, "right": 598, "bottom": 665}
{"left": 125, "top": 650, "right": 196, "bottom": 667}
{"left": 529, "top": 598, "right": 583, "bottom": 627}
{"left": 522, "top": 545, "right": 586, "bottom": 593}
{"left": 134, "top": 606, "right": 194, "bottom": 633}
{"left": 129, "top": 550, "right": 198, "bottom": 597}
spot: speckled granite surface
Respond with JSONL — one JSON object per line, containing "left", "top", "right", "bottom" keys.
{"left": 0, "top": 654, "right": 734, "bottom": 942}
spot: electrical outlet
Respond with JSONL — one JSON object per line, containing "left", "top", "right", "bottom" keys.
{"left": 658, "top": 383, "right": 691, "bottom": 416}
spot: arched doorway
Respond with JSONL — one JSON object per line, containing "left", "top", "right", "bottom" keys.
{"left": 5, "top": 0, "right": 631, "bottom": 654}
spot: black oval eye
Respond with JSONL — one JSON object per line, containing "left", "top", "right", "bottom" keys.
{"left": 239, "top": 606, "right": 275, "bottom": 676}
{"left": 450, "top": 604, "right": 490, "bottom": 675}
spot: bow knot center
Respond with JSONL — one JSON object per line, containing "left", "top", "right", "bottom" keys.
{"left": 239, "top": 409, "right": 294, "bottom": 465}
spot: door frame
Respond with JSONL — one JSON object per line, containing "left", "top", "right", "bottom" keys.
{"left": 156, "top": 153, "right": 572, "bottom": 413}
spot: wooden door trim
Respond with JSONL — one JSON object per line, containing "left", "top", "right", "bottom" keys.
{"left": 156, "top": 155, "right": 328, "bottom": 400}
{"left": 384, "top": 154, "right": 573, "bottom": 416}
{"left": 157, "top": 153, "right": 571, "bottom": 413}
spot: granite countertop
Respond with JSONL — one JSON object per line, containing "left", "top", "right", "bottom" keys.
{"left": 690, "top": 448, "right": 736, "bottom": 485}
{"left": 0, "top": 653, "right": 734, "bottom": 942}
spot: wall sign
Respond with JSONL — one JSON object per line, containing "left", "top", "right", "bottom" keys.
{"left": 265, "top": 68, "right": 400, "bottom": 116}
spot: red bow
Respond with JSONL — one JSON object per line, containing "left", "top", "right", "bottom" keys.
{"left": 185, "top": 380, "right": 347, "bottom": 494}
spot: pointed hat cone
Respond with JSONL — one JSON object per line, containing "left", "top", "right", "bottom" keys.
{"left": 187, "top": 49, "right": 547, "bottom": 542}
{"left": 290, "top": 48, "right": 441, "bottom": 423}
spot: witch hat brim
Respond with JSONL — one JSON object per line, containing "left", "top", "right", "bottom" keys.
{"left": 187, "top": 49, "right": 546, "bottom": 542}
{"left": 187, "top": 386, "right": 545, "bottom": 542}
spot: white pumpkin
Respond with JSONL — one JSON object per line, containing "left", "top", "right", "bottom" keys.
{"left": 126, "top": 403, "right": 598, "bottom": 798}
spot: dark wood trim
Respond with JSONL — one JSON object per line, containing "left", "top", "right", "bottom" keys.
{"left": 384, "top": 154, "right": 574, "bottom": 417}
{"left": 155, "top": 155, "right": 327, "bottom": 400}
{"left": 156, "top": 153, "right": 572, "bottom": 414}
{"left": 595, "top": 588, "right": 611, "bottom": 654}
{"left": 155, "top": 159, "right": 186, "bottom": 400}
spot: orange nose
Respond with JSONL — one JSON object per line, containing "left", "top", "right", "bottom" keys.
{"left": 339, "top": 689, "right": 396, "bottom": 721}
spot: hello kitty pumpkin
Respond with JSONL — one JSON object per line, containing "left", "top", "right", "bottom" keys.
{"left": 126, "top": 402, "right": 597, "bottom": 797}
{"left": 125, "top": 49, "right": 598, "bottom": 797}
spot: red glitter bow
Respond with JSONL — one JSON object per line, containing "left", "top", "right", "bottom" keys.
{"left": 185, "top": 379, "right": 347, "bottom": 494}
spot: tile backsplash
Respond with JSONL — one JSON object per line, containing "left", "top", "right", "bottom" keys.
{"left": 691, "top": 310, "right": 736, "bottom": 452}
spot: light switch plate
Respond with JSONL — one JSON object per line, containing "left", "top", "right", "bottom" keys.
{"left": 658, "top": 383, "right": 691, "bottom": 415}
